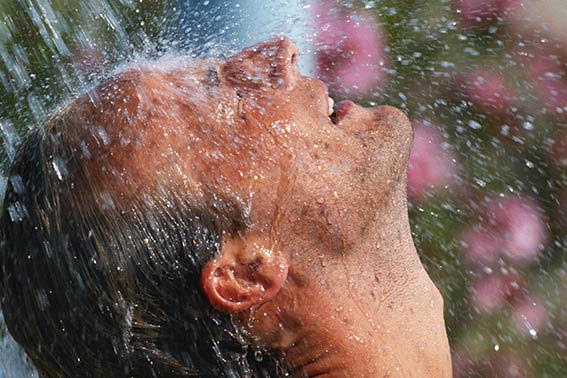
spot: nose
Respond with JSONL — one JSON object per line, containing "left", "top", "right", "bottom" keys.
{"left": 223, "top": 37, "right": 300, "bottom": 90}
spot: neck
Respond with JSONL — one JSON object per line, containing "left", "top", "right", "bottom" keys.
{"left": 281, "top": 189, "right": 451, "bottom": 377}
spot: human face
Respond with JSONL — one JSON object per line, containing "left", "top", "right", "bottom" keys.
{"left": 120, "top": 38, "right": 413, "bottom": 237}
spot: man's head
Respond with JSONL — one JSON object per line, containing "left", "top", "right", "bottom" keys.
{"left": 0, "top": 38, "right": 451, "bottom": 376}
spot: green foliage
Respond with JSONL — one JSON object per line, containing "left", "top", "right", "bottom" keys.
{"left": 0, "top": 0, "right": 565, "bottom": 376}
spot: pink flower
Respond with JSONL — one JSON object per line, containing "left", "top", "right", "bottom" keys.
{"left": 471, "top": 275, "right": 511, "bottom": 313}
{"left": 530, "top": 55, "right": 567, "bottom": 112}
{"left": 407, "top": 123, "right": 457, "bottom": 200}
{"left": 488, "top": 197, "right": 548, "bottom": 263}
{"left": 462, "top": 196, "right": 547, "bottom": 265}
{"left": 470, "top": 272, "right": 525, "bottom": 314}
{"left": 512, "top": 296, "right": 546, "bottom": 336}
{"left": 454, "top": 0, "right": 521, "bottom": 25}
{"left": 462, "top": 225, "right": 501, "bottom": 265}
{"left": 459, "top": 69, "right": 513, "bottom": 116}
{"left": 552, "top": 129, "right": 567, "bottom": 168}
{"left": 313, "top": 1, "right": 387, "bottom": 97}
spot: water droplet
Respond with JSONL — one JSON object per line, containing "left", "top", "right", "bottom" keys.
{"left": 464, "top": 47, "right": 479, "bottom": 56}
{"left": 473, "top": 177, "right": 486, "bottom": 187}
{"left": 52, "top": 158, "right": 67, "bottom": 181}
{"left": 525, "top": 160, "right": 534, "bottom": 168}
{"left": 468, "top": 120, "right": 482, "bottom": 130}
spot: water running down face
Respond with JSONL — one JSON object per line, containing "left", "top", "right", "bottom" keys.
{"left": 23, "top": 37, "right": 451, "bottom": 376}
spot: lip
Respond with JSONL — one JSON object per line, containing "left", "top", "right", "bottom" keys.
{"left": 318, "top": 79, "right": 412, "bottom": 137}
{"left": 320, "top": 80, "right": 332, "bottom": 117}
{"left": 330, "top": 100, "right": 356, "bottom": 125}
{"left": 318, "top": 79, "right": 361, "bottom": 128}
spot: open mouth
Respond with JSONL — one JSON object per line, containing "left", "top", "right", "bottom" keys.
{"left": 328, "top": 96, "right": 355, "bottom": 126}
{"left": 322, "top": 80, "right": 356, "bottom": 126}
{"left": 328, "top": 96, "right": 336, "bottom": 123}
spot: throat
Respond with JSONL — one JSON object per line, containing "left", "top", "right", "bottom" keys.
{"left": 281, "top": 272, "right": 447, "bottom": 377}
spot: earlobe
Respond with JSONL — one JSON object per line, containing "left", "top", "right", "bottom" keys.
{"left": 200, "top": 234, "right": 288, "bottom": 313}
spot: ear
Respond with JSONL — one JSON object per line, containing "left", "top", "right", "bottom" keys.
{"left": 201, "top": 232, "right": 288, "bottom": 313}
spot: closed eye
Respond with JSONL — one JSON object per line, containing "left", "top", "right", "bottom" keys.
{"left": 206, "top": 66, "right": 220, "bottom": 87}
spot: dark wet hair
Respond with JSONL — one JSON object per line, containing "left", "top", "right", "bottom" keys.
{"left": 0, "top": 109, "right": 290, "bottom": 377}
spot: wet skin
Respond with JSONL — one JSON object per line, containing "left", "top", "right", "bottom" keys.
{"left": 60, "top": 38, "right": 451, "bottom": 376}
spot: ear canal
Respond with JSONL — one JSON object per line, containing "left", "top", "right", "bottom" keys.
{"left": 201, "top": 237, "right": 288, "bottom": 313}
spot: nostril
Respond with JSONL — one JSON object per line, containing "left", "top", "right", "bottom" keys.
{"left": 278, "top": 37, "right": 299, "bottom": 63}
{"left": 290, "top": 53, "right": 298, "bottom": 65}
{"left": 270, "top": 38, "right": 299, "bottom": 89}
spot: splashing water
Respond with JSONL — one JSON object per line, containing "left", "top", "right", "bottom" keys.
{"left": 1, "top": 0, "right": 566, "bottom": 377}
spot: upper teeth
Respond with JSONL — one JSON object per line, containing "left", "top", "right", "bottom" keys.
{"left": 328, "top": 97, "right": 335, "bottom": 116}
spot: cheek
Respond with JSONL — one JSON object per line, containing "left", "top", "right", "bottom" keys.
{"left": 279, "top": 146, "right": 372, "bottom": 258}
{"left": 321, "top": 136, "right": 400, "bottom": 232}
{"left": 188, "top": 122, "right": 291, "bottom": 226}
{"left": 360, "top": 133, "right": 411, "bottom": 196}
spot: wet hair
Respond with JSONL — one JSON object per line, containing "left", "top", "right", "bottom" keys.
{"left": 0, "top": 108, "right": 290, "bottom": 376}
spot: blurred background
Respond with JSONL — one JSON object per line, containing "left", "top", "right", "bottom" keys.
{"left": 0, "top": 0, "right": 565, "bottom": 376}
